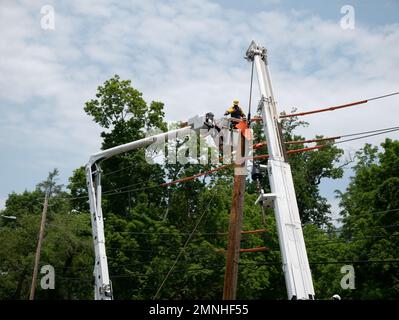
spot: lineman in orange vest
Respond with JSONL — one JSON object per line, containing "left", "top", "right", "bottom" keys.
{"left": 224, "top": 99, "right": 246, "bottom": 129}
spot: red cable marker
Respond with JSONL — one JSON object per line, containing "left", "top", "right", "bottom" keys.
{"left": 279, "top": 91, "right": 399, "bottom": 119}
{"left": 160, "top": 145, "right": 326, "bottom": 188}
{"left": 158, "top": 123, "right": 399, "bottom": 188}
{"left": 280, "top": 100, "right": 368, "bottom": 118}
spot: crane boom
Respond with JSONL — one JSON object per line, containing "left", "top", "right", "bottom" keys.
{"left": 86, "top": 126, "right": 194, "bottom": 300}
{"left": 246, "top": 41, "right": 315, "bottom": 300}
{"left": 86, "top": 120, "right": 224, "bottom": 299}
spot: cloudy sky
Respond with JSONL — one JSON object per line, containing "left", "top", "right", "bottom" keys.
{"left": 1, "top": 0, "right": 399, "bottom": 216}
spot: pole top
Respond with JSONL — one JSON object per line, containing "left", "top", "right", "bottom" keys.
{"left": 245, "top": 40, "right": 267, "bottom": 62}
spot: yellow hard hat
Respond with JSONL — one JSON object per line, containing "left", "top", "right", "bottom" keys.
{"left": 233, "top": 99, "right": 239, "bottom": 105}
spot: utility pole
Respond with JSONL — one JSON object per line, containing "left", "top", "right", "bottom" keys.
{"left": 29, "top": 169, "right": 58, "bottom": 300}
{"left": 246, "top": 41, "right": 315, "bottom": 300}
{"left": 223, "top": 131, "right": 247, "bottom": 300}
{"left": 29, "top": 190, "right": 49, "bottom": 300}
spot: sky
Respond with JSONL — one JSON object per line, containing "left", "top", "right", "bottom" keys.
{"left": 1, "top": 0, "right": 399, "bottom": 219}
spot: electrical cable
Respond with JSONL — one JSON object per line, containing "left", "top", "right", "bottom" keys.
{"left": 152, "top": 186, "right": 220, "bottom": 299}
{"left": 22, "top": 126, "right": 399, "bottom": 208}
{"left": 247, "top": 59, "right": 254, "bottom": 123}
{"left": 280, "top": 91, "right": 399, "bottom": 118}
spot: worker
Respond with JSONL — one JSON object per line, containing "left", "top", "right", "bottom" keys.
{"left": 224, "top": 99, "right": 246, "bottom": 128}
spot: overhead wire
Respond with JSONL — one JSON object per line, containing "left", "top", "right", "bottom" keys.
{"left": 253, "top": 126, "right": 399, "bottom": 150}
{"left": 328, "top": 208, "right": 399, "bottom": 221}
{"left": 247, "top": 59, "right": 255, "bottom": 122}
{"left": 26, "top": 124, "right": 399, "bottom": 207}
{"left": 26, "top": 258, "right": 399, "bottom": 283}
{"left": 335, "top": 127, "right": 399, "bottom": 145}
{"left": 152, "top": 185, "right": 221, "bottom": 299}
{"left": 280, "top": 91, "right": 399, "bottom": 118}
{"left": 5, "top": 67, "right": 399, "bottom": 299}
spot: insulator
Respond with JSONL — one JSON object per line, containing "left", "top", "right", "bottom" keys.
{"left": 251, "top": 163, "right": 263, "bottom": 181}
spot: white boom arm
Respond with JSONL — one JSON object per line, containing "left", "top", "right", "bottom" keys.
{"left": 85, "top": 114, "right": 226, "bottom": 300}
{"left": 86, "top": 127, "right": 193, "bottom": 300}
{"left": 246, "top": 41, "right": 315, "bottom": 300}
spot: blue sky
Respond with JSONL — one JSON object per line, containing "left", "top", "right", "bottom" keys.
{"left": 1, "top": 0, "right": 399, "bottom": 219}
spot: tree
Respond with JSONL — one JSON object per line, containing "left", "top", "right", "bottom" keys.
{"left": 4, "top": 74, "right": 385, "bottom": 300}
{"left": 337, "top": 139, "right": 399, "bottom": 299}
{"left": 67, "top": 167, "right": 89, "bottom": 213}
{"left": 0, "top": 172, "right": 93, "bottom": 299}
{"left": 83, "top": 74, "right": 168, "bottom": 217}
{"left": 30, "top": 169, "right": 62, "bottom": 300}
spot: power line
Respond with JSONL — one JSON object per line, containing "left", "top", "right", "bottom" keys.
{"left": 101, "top": 125, "right": 399, "bottom": 190}
{"left": 367, "top": 92, "right": 399, "bottom": 101}
{"left": 339, "top": 126, "right": 399, "bottom": 139}
{"left": 280, "top": 91, "right": 399, "bottom": 118}
{"left": 43, "top": 207, "right": 399, "bottom": 239}
{"left": 306, "top": 233, "right": 399, "bottom": 247}
{"left": 102, "top": 164, "right": 137, "bottom": 177}
{"left": 310, "top": 259, "right": 399, "bottom": 265}
{"left": 332, "top": 208, "right": 399, "bottom": 221}
{"left": 305, "top": 223, "right": 399, "bottom": 235}
{"left": 247, "top": 58, "right": 255, "bottom": 121}
{"left": 113, "top": 231, "right": 229, "bottom": 236}
{"left": 313, "top": 207, "right": 399, "bottom": 223}
{"left": 102, "top": 184, "right": 161, "bottom": 197}
{"left": 336, "top": 128, "right": 399, "bottom": 145}
{"left": 24, "top": 125, "right": 399, "bottom": 207}
{"left": 102, "top": 181, "right": 153, "bottom": 194}
{"left": 104, "top": 224, "right": 397, "bottom": 237}
{"left": 102, "top": 232, "right": 399, "bottom": 255}
{"left": 51, "top": 258, "right": 399, "bottom": 282}
{"left": 152, "top": 186, "right": 220, "bottom": 299}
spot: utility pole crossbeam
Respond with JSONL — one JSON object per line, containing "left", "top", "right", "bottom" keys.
{"left": 246, "top": 41, "right": 315, "bottom": 300}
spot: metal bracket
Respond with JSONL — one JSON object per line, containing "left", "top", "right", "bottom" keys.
{"left": 257, "top": 95, "right": 271, "bottom": 113}
{"left": 245, "top": 40, "right": 267, "bottom": 62}
{"left": 255, "top": 192, "right": 277, "bottom": 208}
{"left": 99, "top": 282, "right": 113, "bottom": 298}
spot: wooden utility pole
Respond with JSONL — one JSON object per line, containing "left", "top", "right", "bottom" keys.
{"left": 223, "top": 132, "right": 247, "bottom": 300}
{"left": 29, "top": 191, "right": 49, "bottom": 300}
{"left": 29, "top": 169, "right": 59, "bottom": 300}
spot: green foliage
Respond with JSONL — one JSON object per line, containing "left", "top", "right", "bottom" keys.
{"left": 0, "top": 175, "right": 92, "bottom": 299}
{"left": 67, "top": 167, "right": 89, "bottom": 213}
{"left": 2, "top": 76, "right": 398, "bottom": 300}
{"left": 84, "top": 74, "right": 167, "bottom": 148}
{"left": 0, "top": 213, "right": 40, "bottom": 299}
{"left": 336, "top": 139, "right": 399, "bottom": 299}
{"left": 82, "top": 75, "right": 168, "bottom": 216}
